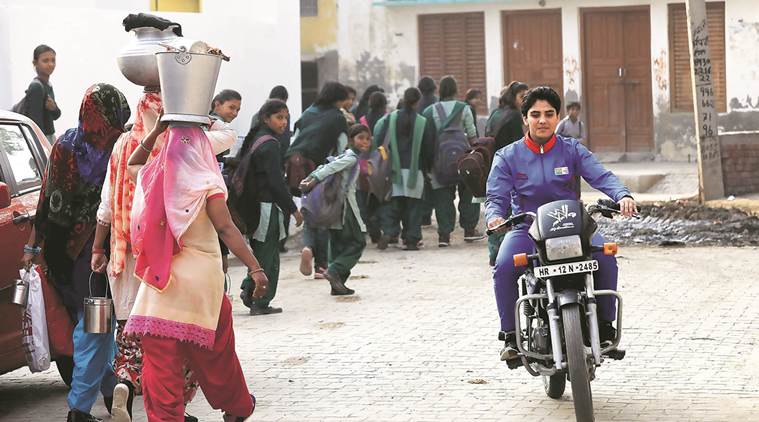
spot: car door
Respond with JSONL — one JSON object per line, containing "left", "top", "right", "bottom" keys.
{"left": 0, "top": 122, "right": 45, "bottom": 374}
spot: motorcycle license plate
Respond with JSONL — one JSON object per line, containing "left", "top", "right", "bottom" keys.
{"left": 534, "top": 260, "right": 599, "bottom": 278}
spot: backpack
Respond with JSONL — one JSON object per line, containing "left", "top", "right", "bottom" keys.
{"left": 364, "top": 113, "right": 395, "bottom": 203}
{"left": 457, "top": 137, "right": 496, "bottom": 198}
{"left": 10, "top": 79, "right": 44, "bottom": 116}
{"left": 433, "top": 102, "right": 470, "bottom": 186}
{"left": 301, "top": 153, "right": 359, "bottom": 228}
{"left": 226, "top": 135, "right": 276, "bottom": 234}
{"left": 285, "top": 152, "right": 316, "bottom": 197}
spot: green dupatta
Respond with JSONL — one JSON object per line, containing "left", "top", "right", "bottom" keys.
{"left": 387, "top": 111, "right": 426, "bottom": 188}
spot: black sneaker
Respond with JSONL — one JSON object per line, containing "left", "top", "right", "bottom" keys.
{"left": 438, "top": 234, "right": 450, "bottom": 248}
{"left": 498, "top": 331, "right": 519, "bottom": 362}
{"left": 599, "top": 321, "right": 617, "bottom": 343}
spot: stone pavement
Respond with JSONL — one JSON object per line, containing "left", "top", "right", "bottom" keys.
{"left": 1, "top": 229, "right": 758, "bottom": 421}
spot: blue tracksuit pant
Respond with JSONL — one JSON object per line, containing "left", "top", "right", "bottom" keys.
{"left": 493, "top": 228, "right": 618, "bottom": 332}
{"left": 67, "top": 310, "right": 117, "bottom": 413}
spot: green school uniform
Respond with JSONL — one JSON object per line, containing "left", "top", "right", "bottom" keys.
{"left": 422, "top": 100, "right": 481, "bottom": 237}
{"left": 308, "top": 147, "right": 366, "bottom": 281}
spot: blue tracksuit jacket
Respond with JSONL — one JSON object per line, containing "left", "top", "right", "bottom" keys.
{"left": 485, "top": 134, "right": 631, "bottom": 222}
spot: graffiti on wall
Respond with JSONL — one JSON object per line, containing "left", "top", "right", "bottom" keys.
{"left": 653, "top": 49, "right": 668, "bottom": 92}
{"left": 563, "top": 56, "right": 579, "bottom": 102}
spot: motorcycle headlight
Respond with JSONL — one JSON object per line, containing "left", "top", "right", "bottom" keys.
{"left": 545, "top": 235, "right": 583, "bottom": 261}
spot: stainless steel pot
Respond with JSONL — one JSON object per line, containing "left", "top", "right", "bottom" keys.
{"left": 83, "top": 273, "right": 112, "bottom": 334}
{"left": 156, "top": 44, "right": 222, "bottom": 125}
{"left": 117, "top": 26, "right": 180, "bottom": 88}
{"left": 11, "top": 278, "right": 29, "bottom": 307}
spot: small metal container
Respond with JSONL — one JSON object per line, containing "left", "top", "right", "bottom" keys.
{"left": 11, "top": 278, "right": 29, "bottom": 307}
{"left": 83, "top": 273, "right": 113, "bottom": 334}
{"left": 84, "top": 297, "right": 113, "bottom": 334}
{"left": 156, "top": 41, "right": 222, "bottom": 125}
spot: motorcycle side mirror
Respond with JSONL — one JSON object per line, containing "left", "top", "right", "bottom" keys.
{"left": 0, "top": 182, "right": 11, "bottom": 209}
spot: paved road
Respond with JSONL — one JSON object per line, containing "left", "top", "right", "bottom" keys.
{"left": 1, "top": 229, "right": 757, "bottom": 421}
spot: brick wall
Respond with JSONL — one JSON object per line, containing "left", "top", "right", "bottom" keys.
{"left": 721, "top": 131, "right": 759, "bottom": 195}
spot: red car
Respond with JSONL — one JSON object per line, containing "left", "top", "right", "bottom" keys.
{"left": 0, "top": 110, "right": 73, "bottom": 384}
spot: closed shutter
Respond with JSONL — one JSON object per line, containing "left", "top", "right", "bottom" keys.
{"left": 419, "top": 12, "right": 487, "bottom": 113}
{"left": 669, "top": 2, "right": 726, "bottom": 112}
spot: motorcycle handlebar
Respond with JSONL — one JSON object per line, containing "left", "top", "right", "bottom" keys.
{"left": 486, "top": 212, "right": 535, "bottom": 235}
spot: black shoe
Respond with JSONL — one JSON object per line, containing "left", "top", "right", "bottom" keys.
{"left": 377, "top": 235, "right": 390, "bottom": 250}
{"left": 438, "top": 234, "right": 450, "bottom": 248}
{"left": 325, "top": 271, "right": 354, "bottom": 296}
{"left": 67, "top": 410, "right": 103, "bottom": 422}
{"left": 249, "top": 306, "right": 283, "bottom": 316}
{"left": 370, "top": 233, "right": 381, "bottom": 244}
{"left": 498, "top": 331, "right": 520, "bottom": 362}
{"left": 403, "top": 242, "right": 420, "bottom": 251}
{"left": 184, "top": 413, "right": 198, "bottom": 422}
{"left": 421, "top": 217, "right": 432, "bottom": 226}
{"left": 489, "top": 257, "right": 496, "bottom": 267}
{"left": 599, "top": 321, "right": 617, "bottom": 343}
{"left": 388, "top": 236, "right": 399, "bottom": 245}
{"left": 239, "top": 285, "right": 253, "bottom": 309}
{"left": 464, "top": 228, "right": 486, "bottom": 242}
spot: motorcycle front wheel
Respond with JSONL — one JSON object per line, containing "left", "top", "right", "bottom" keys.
{"left": 563, "top": 303, "right": 594, "bottom": 422}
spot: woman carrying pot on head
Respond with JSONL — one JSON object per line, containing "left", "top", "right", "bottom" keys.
{"left": 89, "top": 90, "right": 237, "bottom": 421}
{"left": 124, "top": 108, "right": 267, "bottom": 421}
{"left": 235, "top": 99, "right": 304, "bottom": 316}
{"left": 22, "top": 84, "right": 131, "bottom": 422}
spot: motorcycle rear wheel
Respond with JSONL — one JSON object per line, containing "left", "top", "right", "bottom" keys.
{"left": 543, "top": 373, "right": 566, "bottom": 399}
{"left": 563, "top": 303, "right": 594, "bottom": 422}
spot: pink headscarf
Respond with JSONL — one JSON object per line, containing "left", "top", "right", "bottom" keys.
{"left": 131, "top": 125, "right": 226, "bottom": 291}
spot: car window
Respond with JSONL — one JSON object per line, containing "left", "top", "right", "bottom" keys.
{"left": 0, "top": 124, "right": 42, "bottom": 193}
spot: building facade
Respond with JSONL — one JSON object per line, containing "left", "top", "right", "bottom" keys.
{"left": 321, "top": 0, "right": 759, "bottom": 161}
{"left": 0, "top": 0, "right": 302, "bottom": 136}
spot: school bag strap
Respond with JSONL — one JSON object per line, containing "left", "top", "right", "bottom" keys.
{"left": 434, "top": 101, "right": 466, "bottom": 134}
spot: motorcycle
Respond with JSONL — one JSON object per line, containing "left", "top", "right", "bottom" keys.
{"left": 488, "top": 198, "right": 634, "bottom": 422}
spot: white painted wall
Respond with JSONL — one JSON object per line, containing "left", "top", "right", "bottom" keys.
{"left": 0, "top": 0, "right": 301, "bottom": 138}
{"left": 724, "top": 0, "right": 759, "bottom": 110}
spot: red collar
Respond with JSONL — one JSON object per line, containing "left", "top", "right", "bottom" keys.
{"left": 525, "top": 134, "right": 557, "bottom": 154}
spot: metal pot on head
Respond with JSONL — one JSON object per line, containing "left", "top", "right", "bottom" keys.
{"left": 156, "top": 39, "right": 223, "bottom": 125}
{"left": 84, "top": 272, "right": 113, "bottom": 334}
{"left": 117, "top": 26, "right": 180, "bottom": 88}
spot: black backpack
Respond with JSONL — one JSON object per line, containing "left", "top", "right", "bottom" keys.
{"left": 433, "top": 102, "right": 470, "bottom": 186}
{"left": 10, "top": 79, "right": 44, "bottom": 116}
{"left": 226, "top": 135, "right": 276, "bottom": 234}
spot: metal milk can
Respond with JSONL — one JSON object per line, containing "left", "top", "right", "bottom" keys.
{"left": 11, "top": 277, "right": 29, "bottom": 307}
{"left": 84, "top": 272, "right": 113, "bottom": 334}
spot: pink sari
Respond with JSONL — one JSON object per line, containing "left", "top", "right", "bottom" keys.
{"left": 131, "top": 125, "right": 226, "bottom": 292}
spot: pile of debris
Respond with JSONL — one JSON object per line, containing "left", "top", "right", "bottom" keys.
{"left": 596, "top": 201, "right": 759, "bottom": 246}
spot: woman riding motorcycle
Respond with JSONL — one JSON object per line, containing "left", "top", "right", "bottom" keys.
{"left": 485, "top": 86, "right": 637, "bottom": 362}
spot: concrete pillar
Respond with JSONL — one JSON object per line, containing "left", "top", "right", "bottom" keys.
{"left": 686, "top": 0, "right": 725, "bottom": 201}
